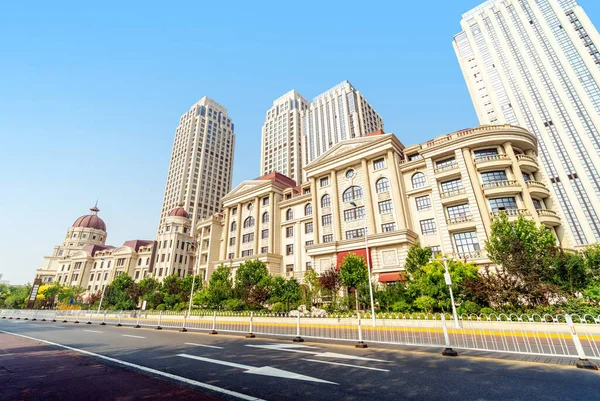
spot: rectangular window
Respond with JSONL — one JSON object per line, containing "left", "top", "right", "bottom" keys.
{"left": 481, "top": 170, "right": 507, "bottom": 182}
{"left": 229, "top": 237, "right": 236, "bottom": 246}
{"left": 415, "top": 195, "right": 431, "bottom": 211}
{"left": 378, "top": 200, "right": 393, "bottom": 214}
{"left": 446, "top": 203, "right": 470, "bottom": 219}
{"left": 373, "top": 158, "right": 386, "bottom": 170}
{"left": 435, "top": 157, "right": 456, "bottom": 168}
{"left": 322, "top": 234, "right": 333, "bottom": 243}
{"left": 305, "top": 240, "right": 314, "bottom": 246}
{"left": 286, "top": 227, "right": 294, "bottom": 237}
{"left": 343, "top": 206, "right": 365, "bottom": 221}
{"left": 232, "top": 207, "right": 238, "bottom": 215}
{"left": 489, "top": 197, "right": 517, "bottom": 211}
{"left": 453, "top": 231, "right": 480, "bottom": 253}
{"left": 135, "top": 271, "right": 140, "bottom": 279}
{"left": 322, "top": 214, "right": 332, "bottom": 226}
{"left": 104, "top": 273, "right": 108, "bottom": 280}
{"left": 262, "top": 197, "right": 269, "bottom": 206}
{"left": 261, "top": 229, "right": 269, "bottom": 239}
{"left": 440, "top": 178, "right": 463, "bottom": 193}
{"left": 431, "top": 245, "right": 442, "bottom": 256}
{"left": 306, "top": 261, "right": 313, "bottom": 270}
{"left": 345, "top": 228, "right": 365, "bottom": 239}
{"left": 260, "top": 246, "right": 268, "bottom": 254}
{"left": 90, "top": 274, "right": 94, "bottom": 281}
{"left": 320, "top": 177, "right": 329, "bottom": 187}
{"left": 305, "top": 222, "right": 313, "bottom": 234}
{"left": 242, "top": 233, "right": 254, "bottom": 243}
{"left": 241, "top": 249, "right": 254, "bottom": 257}
{"left": 382, "top": 223, "right": 396, "bottom": 232}
{"left": 532, "top": 199, "right": 542, "bottom": 209}
{"left": 474, "top": 148, "right": 498, "bottom": 157}
{"left": 286, "top": 244, "right": 294, "bottom": 255}
{"left": 228, "top": 252, "right": 234, "bottom": 259}
{"left": 420, "top": 218, "right": 437, "bottom": 235}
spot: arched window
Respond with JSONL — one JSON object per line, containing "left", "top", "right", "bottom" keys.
{"left": 412, "top": 172, "right": 427, "bottom": 189}
{"left": 137, "top": 259, "right": 142, "bottom": 266}
{"left": 376, "top": 177, "right": 390, "bottom": 193}
{"left": 243, "top": 216, "right": 255, "bottom": 228}
{"left": 305, "top": 203, "right": 313, "bottom": 216}
{"left": 321, "top": 194, "right": 331, "bottom": 208}
{"left": 230, "top": 221, "right": 237, "bottom": 232}
{"left": 262, "top": 212, "right": 269, "bottom": 223}
{"left": 286, "top": 209, "right": 294, "bottom": 221}
{"left": 343, "top": 186, "right": 363, "bottom": 202}
{"left": 146, "top": 258, "right": 150, "bottom": 265}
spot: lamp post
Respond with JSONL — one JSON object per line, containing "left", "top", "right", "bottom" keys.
{"left": 349, "top": 201, "right": 376, "bottom": 327}
{"left": 186, "top": 240, "right": 197, "bottom": 317}
{"left": 97, "top": 258, "right": 107, "bottom": 313}
{"left": 441, "top": 256, "right": 460, "bottom": 328}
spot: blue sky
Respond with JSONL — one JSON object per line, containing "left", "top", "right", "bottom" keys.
{"left": 1, "top": 0, "right": 599, "bottom": 284}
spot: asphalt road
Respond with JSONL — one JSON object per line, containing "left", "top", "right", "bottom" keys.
{"left": 0, "top": 319, "right": 598, "bottom": 401}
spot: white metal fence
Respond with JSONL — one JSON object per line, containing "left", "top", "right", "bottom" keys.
{"left": 2, "top": 309, "right": 599, "bottom": 367}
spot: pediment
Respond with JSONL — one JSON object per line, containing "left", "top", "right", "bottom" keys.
{"left": 223, "top": 180, "right": 271, "bottom": 200}
{"left": 307, "top": 135, "right": 389, "bottom": 167}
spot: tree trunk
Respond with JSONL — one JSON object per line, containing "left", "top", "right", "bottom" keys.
{"left": 355, "top": 288, "right": 359, "bottom": 311}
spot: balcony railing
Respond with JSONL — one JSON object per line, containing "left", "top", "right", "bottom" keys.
{"left": 525, "top": 180, "right": 547, "bottom": 190}
{"left": 516, "top": 154, "right": 537, "bottom": 163}
{"left": 481, "top": 180, "right": 519, "bottom": 189}
{"left": 537, "top": 208, "right": 558, "bottom": 217}
{"left": 440, "top": 187, "right": 466, "bottom": 198}
{"left": 446, "top": 214, "right": 474, "bottom": 225}
{"left": 434, "top": 161, "right": 459, "bottom": 174}
{"left": 490, "top": 208, "right": 530, "bottom": 217}
{"left": 451, "top": 250, "right": 484, "bottom": 260}
{"left": 474, "top": 154, "right": 509, "bottom": 163}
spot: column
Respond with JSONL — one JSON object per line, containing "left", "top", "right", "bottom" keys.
{"left": 253, "top": 196, "right": 260, "bottom": 255}
{"left": 268, "top": 192, "right": 275, "bottom": 253}
{"left": 221, "top": 207, "right": 230, "bottom": 260}
{"left": 387, "top": 150, "right": 407, "bottom": 229}
{"left": 330, "top": 171, "right": 342, "bottom": 241}
{"left": 504, "top": 142, "right": 540, "bottom": 224}
{"left": 234, "top": 203, "right": 242, "bottom": 258}
{"left": 360, "top": 159, "right": 376, "bottom": 234}
{"left": 310, "top": 177, "right": 320, "bottom": 242}
{"left": 461, "top": 148, "right": 492, "bottom": 234}
{"left": 295, "top": 221, "right": 302, "bottom": 274}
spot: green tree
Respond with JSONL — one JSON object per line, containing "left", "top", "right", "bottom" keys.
{"left": 181, "top": 274, "right": 203, "bottom": 304}
{"left": 137, "top": 276, "right": 163, "bottom": 309}
{"left": 405, "top": 243, "right": 433, "bottom": 275}
{"left": 199, "top": 264, "right": 234, "bottom": 309}
{"left": 235, "top": 259, "right": 271, "bottom": 309}
{"left": 550, "top": 250, "right": 587, "bottom": 297}
{"left": 162, "top": 274, "right": 184, "bottom": 309}
{"left": 270, "top": 277, "right": 302, "bottom": 311}
{"left": 302, "top": 269, "right": 321, "bottom": 307}
{"left": 319, "top": 266, "right": 342, "bottom": 305}
{"left": 104, "top": 274, "right": 136, "bottom": 310}
{"left": 339, "top": 253, "right": 369, "bottom": 311}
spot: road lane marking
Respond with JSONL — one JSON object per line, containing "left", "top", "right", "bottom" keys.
{"left": 177, "top": 354, "right": 337, "bottom": 384}
{"left": 246, "top": 344, "right": 391, "bottom": 362}
{"left": 122, "top": 334, "right": 145, "bottom": 339}
{"left": 185, "top": 342, "right": 224, "bottom": 349}
{"left": 0, "top": 330, "right": 265, "bottom": 401}
{"left": 83, "top": 330, "right": 103, "bottom": 333}
{"left": 301, "top": 359, "right": 390, "bottom": 372}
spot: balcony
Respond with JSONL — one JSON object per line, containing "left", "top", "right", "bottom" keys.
{"left": 451, "top": 250, "right": 486, "bottom": 261}
{"left": 490, "top": 208, "right": 530, "bottom": 221}
{"left": 475, "top": 154, "right": 511, "bottom": 171}
{"left": 446, "top": 214, "right": 476, "bottom": 231}
{"left": 525, "top": 180, "right": 550, "bottom": 198}
{"left": 537, "top": 208, "right": 561, "bottom": 226}
{"left": 516, "top": 154, "right": 539, "bottom": 171}
{"left": 434, "top": 161, "right": 461, "bottom": 180}
{"left": 439, "top": 188, "right": 469, "bottom": 204}
{"left": 482, "top": 180, "right": 521, "bottom": 196}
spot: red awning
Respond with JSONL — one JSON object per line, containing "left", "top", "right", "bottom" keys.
{"left": 336, "top": 248, "right": 372, "bottom": 269}
{"left": 378, "top": 272, "right": 406, "bottom": 282}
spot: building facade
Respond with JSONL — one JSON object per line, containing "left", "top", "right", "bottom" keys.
{"left": 199, "top": 125, "right": 568, "bottom": 283}
{"left": 303, "top": 81, "right": 384, "bottom": 167}
{"left": 260, "top": 90, "right": 309, "bottom": 184}
{"left": 453, "top": 0, "right": 600, "bottom": 247}
{"left": 157, "top": 96, "right": 235, "bottom": 235}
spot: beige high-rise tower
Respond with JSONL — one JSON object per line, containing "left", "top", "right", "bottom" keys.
{"left": 158, "top": 96, "right": 235, "bottom": 234}
{"left": 260, "top": 90, "right": 309, "bottom": 184}
{"left": 454, "top": 0, "right": 600, "bottom": 246}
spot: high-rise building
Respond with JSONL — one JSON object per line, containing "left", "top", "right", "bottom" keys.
{"left": 303, "top": 81, "right": 384, "bottom": 165}
{"left": 260, "top": 90, "right": 309, "bottom": 184}
{"left": 453, "top": 0, "right": 600, "bottom": 246}
{"left": 158, "top": 97, "right": 235, "bottom": 234}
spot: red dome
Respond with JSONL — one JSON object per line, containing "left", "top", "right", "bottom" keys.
{"left": 169, "top": 207, "right": 190, "bottom": 218}
{"left": 72, "top": 205, "right": 106, "bottom": 232}
{"left": 72, "top": 215, "right": 106, "bottom": 231}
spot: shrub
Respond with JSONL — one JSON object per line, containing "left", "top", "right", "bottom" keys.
{"left": 463, "top": 301, "right": 481, "bottom": 315}
{"left": 156, "top": 304, "right": 166, "bottom": 311}
{"left": 413, "top": 296, "right": 435, "bottom": 313}
{"left": 223, "top": 298, "right": 244, "bottom": 311}
{"left": 479, "top": 307, "right": 495, "bottom": 315}
{"left": 271, "top": 302, "right": 285, "bottom": 313}
{"left": 391, "top": 300, "right": 411, "bottom": 313}
{"left": 172, "top": 302, "right": 187, "bottom": 311}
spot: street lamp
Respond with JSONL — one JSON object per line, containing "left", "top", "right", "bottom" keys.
{"left": 186, "top": 240, "right": 197, "bottom": 317}
{"left": 349, "top": 200, "right": 376, "bottom": 327}
{"left": 441, "top": 256, "right": 460, "bottom": 328}
{"left": 97, "top": 258, "right": 107, "bottom": 313}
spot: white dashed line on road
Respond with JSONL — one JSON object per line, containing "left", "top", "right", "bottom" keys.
{"left": 301, "top": 358, "right": 390, "bottom": 372}
{"left": 185, "top": 342, "right": 224, "bottom": 349}
{"left": 83, "top": 330, "right": 103, "bottom": 333}
{"left": 122, "top": 334, "right": 145, "bottom": 339}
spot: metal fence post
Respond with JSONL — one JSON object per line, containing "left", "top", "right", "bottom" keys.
{"left": 209, "top": 310, "right": 218, "bottom": 335}
{"left": 52, "top": 310, "right": 57, "bottom": 322}
{"left": 565, "top": 314, "right": 598, "bottom": 370}
{"left": 356, "top": 313, "right": 367, "bottom": 348}
{"left": 87, "top": 310, "right": 93, "bottom": 324}
{"left": 181, "top": 312, "right": 188, "bottom": 332}
{"left": 441, "top": 314, "right": 458, "bottom": 356}
{"left": 156, "top": 310, "right": 163, "bottom": 330}
{"left": 117, "top": 310, "right": 123, "bottom": 327}
{"left": 135, "top": 311, "right": 141, "bottom": 328}
{"left": 246, "top": 312, "right": 256, "bottom": 338}
{"left": 293, "top": 312, "right": 304, "bottom": 342}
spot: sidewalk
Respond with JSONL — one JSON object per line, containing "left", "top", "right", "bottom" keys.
{"left": 0, "top": 334, "right": 225, "bottom": 401}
